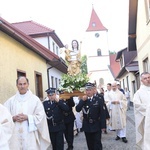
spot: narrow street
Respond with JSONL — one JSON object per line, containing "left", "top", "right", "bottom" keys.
{"left": 64, "top": 107, "right": 137, "bottom": 150}
{"left": 48, "top": 106, "right": 137, "bottom": 150}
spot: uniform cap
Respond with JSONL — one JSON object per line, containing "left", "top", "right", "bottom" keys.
{"left": 85, "top": 82, "right": 94, "bottom": 89}
{"left": 45, "top": 87, "right": 56, "bottom": 95}
{"left": 92, "top": 83, "right": 97, "bottom": 87}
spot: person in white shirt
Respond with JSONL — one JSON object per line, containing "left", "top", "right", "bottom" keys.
{"left": 133, "top": 72, "right": 150, "bottom": 150}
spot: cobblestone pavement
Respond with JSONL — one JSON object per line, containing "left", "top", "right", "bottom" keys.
{"left": 48, "top": 107, "right": 138, "bottom": 150}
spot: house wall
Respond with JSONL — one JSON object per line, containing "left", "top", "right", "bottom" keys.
{"left": 136, "top": 0, "right": 150, "bottom": 73}
{"left": 34, "top": 36, "right": 49, "bottom": 49}
{"left": 119, "top": 72, "right": 137, "bottom": 103}
{"left": 47, "top": 66, "right": 64, "bottom": 88}
{"left": 0, "top": 31, "right": 48, "bottom": 103}
{"left": 33, "top": 36, "right": 60, "bottom": 56}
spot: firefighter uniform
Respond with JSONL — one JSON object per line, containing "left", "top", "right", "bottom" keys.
{"left": 43, "top": 88, "right": 69, "bottom": 150}
{"left": 63, "top": 97, "right": 76, "bottom": 150}
{"left": 76, "top": 83, "right": 106, "bottom": 150}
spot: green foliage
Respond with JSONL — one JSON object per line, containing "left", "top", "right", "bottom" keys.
{"left": 109, "top": 50, "right": 116, "bottom": 54}
{"left": 58, "top": 73, "right": 89, "bottom": 93}
{"left": 81, "top": 55, "right": 88, "bottom": 74}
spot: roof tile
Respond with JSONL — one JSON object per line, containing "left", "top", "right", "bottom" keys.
{"left": 12, "top": 21, "right": 54, "bottom": 35}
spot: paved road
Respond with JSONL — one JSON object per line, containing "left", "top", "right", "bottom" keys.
{"left": 49, "top": 107, "right": 138, "bottom": 150}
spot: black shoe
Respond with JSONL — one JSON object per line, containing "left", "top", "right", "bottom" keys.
{"left": 66, "top": 148, "right": 73, "bottom": 150}
{"left": 115, "top": 136, "right": 120, "bottom": 140}
{"left": 110, "top": 129, "right": 116, "bottom": 131}
{"left": 122, "top": 137, "right": 128, "bottom": 143}
{"left": 104, "top": 130, "right": 107, "bottom": 134}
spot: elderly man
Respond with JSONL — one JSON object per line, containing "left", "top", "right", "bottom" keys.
{"left": 105, "top": 81, "right": 128, "bottom": 143}
{"left": 76, "top": 82, "right": 106, "bottom": 150}
{"left": 4, "top": 76, "right": 50, "bottom": 150}
{"left": 0, "top": 104, "right": 14, "bottom": 150}
{"left": 133, "top": 72, "right": 150, "bottom": 150}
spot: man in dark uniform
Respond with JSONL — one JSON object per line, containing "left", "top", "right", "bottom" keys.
{"left": 63, "top": 97, "right": 76, "bottom": 150}
{"left": 76, "top": 82, "right": 106, "bottom": 150}
{"left": 43, "top": 88, "right": 69, "bottom": 150}
{"left": 93, "top": 84, "right": 110, "bottom": 134}
{"left": 117, "top": 83, "right": 125, "bottom": 94}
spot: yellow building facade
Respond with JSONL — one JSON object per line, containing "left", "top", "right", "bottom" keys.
{"left": 0, "top": 31, "right": 48, "bottom": 103}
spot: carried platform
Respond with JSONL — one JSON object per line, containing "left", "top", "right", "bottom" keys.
{"left": 59, "top": 90, "right": 85, "bottom": 100}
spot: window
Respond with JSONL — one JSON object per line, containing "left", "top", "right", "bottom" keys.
{"left": 95, "top": 33, "right": 100, "bottom": 38}
{"left": 135, "top": 73, "right": 140, "bottom": 90}
{"left": 52, "top": 42, "right": 55, "bottom": 53}
{"left": 55, "top": 78, "right": 58, "bottom": 89}
{"left": 56, "top": 46, "right": 59, "bottom": 55}
{"left": 132, "top": 80, "right": 136, "bottom": 94}
{"left": 123, "top": 79, "right": 125, "bottom": 90}
{"left": 35, "top": 72, "right": 43, "bottom": 100}
{"left": 143, "top": 57, "right": 149, "bottom": 72}
{"left": 97, "top": 49, "right": 102, "bottom": 56}
{"left": 145, "top": 0, "right": 150, "bottom": 24}
{"left": 92, "top": 22, "right": 96, "bottom": 27}
{"left": 51, "top": 76, "right": 54, "bottom": 87}
{"left": 126, "top": 76, "right": 129, "bottom": 90}
{"left": 17, "top": 70, "right": 26, "bottom": 78}
{"left": 59, "top": 79, "right": 61, "bottom": 85}
{"left": 120, "top": 57, "right": 124, "bottom": 68}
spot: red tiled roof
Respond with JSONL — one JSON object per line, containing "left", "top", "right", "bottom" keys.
{"left": 12, "top": 20, "right": 64, "bottom": 48}
{"left": 86, "top": 8, "right": 107, "bottom": 32}
{"left": 12, "top": 21, "right": 54, "bottom": 35}
{"left": 0, "top": 17, "right": 67, "bottom": 73}
{"left": 109, "top": 54, "right": 120, "bottom": 78}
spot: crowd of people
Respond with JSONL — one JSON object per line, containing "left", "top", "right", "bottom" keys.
{"left": 1, "top": 72, "right": 150, "bottom": 149}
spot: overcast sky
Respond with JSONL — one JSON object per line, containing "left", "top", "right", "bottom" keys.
{"left": 0, "top": 0, "right": 129, "bottom": 52}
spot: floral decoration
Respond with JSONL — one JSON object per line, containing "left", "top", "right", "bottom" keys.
{"left": 58, "top": 73, "right": 89, "bottom": 93}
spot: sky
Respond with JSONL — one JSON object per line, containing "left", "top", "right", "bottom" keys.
{"left": 0, "top": 0, "right": 129, "bottom": 52}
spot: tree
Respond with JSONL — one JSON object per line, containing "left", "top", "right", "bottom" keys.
{"left": 81, "top": 55, "right": 88, "bottom": 74}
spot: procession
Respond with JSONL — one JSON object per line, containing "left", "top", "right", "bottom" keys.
{"left": 1, "top": 37, "right": 150, "bottom": 150}
{"left": 1, "top": 0, "right": 150, "bottom": 150}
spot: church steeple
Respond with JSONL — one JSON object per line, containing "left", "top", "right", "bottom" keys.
{"left": 86, "top": 7, "right": 107, "bottom": 32}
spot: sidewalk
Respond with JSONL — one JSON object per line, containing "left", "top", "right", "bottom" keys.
{"left": 64, "top": 106, "right": 137, "bottom": 150}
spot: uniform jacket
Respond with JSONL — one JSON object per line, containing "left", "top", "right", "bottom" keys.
{"left": 43, "top": 99, "right": 69, "bottom": 132}
{"left": 76, "top": 96, "right": 106, "bottom": 132}
{"left": 95, "top": 92, "right": 110, "bottom": 120}
{"left": 63, "top": 98, "right": 76, "bottom": 124}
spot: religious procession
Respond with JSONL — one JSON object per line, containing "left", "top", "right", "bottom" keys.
{"left": 1, "top": 36, "right": 150, "bottom": 150}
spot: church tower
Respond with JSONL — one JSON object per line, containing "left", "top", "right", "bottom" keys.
{"left": 83, "top": 7, "right": 113, "bottom": 89}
